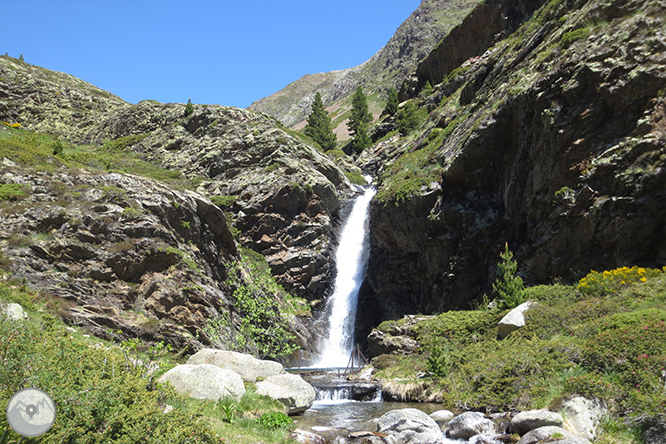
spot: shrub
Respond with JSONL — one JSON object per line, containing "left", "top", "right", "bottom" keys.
{"left": 52, "top": 139, "right": 65, "bottom": 156}
{"left": 578, "top": 266, "right": 664, "bottom": 295}
{"left": 210, "top": 194, "right": 237, "bottom": 208}
{"left": 0, "top": 183, "right": 27, "bottom": 201}
{"left": 397, "top": 101, "right": 427, "bottom": 135}
{"left": 257, "top": 412, "right": 293, "bottom": 430}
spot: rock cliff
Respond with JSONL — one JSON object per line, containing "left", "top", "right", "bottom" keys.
{"left": 359, "top": 0, "right": 666, "bottom": 326}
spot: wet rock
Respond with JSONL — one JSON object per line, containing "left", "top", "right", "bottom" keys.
{"left": 430, "top": 409, "right": 455, "bottom": 425}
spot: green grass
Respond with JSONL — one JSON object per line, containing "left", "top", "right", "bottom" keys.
{"left": 372, "top": 269, "right": 666, "bottom": 439}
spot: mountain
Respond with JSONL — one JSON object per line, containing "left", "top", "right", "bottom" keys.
{"left": 355, "top": 0, "right": 666, "bottom": 335}
{"left": 0, "top": 54, "right": 362, "bottom": 356}
{"left": 248, "top": 0, "right": 484, "bottom": 134}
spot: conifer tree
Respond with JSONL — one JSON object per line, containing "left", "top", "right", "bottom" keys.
{"left": 347, "top": 86, "right": 373, "bottom": 154}
{"left": 492, "top": 243, "right": 525, "bottom": 309}
{"left": 304, "top": 92, "right": 337, "bottom": 151}
{"left": 384, "top": 87, "right": 399, "bottom": 116}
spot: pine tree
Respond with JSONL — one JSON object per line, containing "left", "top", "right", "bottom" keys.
{"left": 384, "top": 88, "right": 399, "bottom": 116}
{"left": 492, "top": 243, "right": 525, "bottom": 309}
{"left": 184, "top": 98, "right": 194, "bottom": 117}
{"left": 347, "top": 86, "right": 373, "bottom": 154}
{"left": 304, "top": 92, "right": 337, "bottom": 151}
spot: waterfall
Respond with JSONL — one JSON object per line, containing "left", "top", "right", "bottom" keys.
{"left": 316, "top": 180, "right": 376, "bottom": 368}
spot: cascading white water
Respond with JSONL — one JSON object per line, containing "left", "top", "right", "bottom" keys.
{"left": 315, "top": 180, "right": 376, "bottom": 368}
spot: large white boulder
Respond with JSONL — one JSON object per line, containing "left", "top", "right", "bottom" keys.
{"left": 562, "top": 396, "right": 607, "bottom": 441}
{"left": 158, "top": 364, "right": 245, "bottom": 401}
{"left": 1, "top": 303, "right": 27, "bottom": 321}
{"left": 445, "top": 412, "right": 495, "bottom": 440}
{"left": 377, "top": 408, "right": 443, "bottom": 444}
{"left": 511, "top": 409, "right": 564, "bottom": 435}
{"left": 430, "top": 409, "right": 455, "bottom": 426}
{"left": 255, "top": 374, "right": 316, "bottom": 415}
{"left": 498, "top": 301, "right": 536, "bottom": 339}
{"left": 517, "top": 426, "right": 591, "bottom": 444}
{"left": 187, "top": 348, "right": 285, "bottom": 382}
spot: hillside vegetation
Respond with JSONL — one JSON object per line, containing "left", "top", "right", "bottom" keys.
{"left": 370, "top": 268, "right": 666, "bottom": 442}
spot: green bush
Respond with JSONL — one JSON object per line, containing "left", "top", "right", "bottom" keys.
{"left": 183, "top": 99, "right": 194, "bottom": 117}
{"left": 0, "top": 183, "right": 27, "bottom": 201}
{"left": 0, "top": 309, "right": 217, "bottom": 444}
{"left": 257, "top": 412, "right": 293, "bottom": 430}
{"left": 397, "top": 101, "right": 427, "bottom": 135}
{"left": 210, "top": 194, "right": 237, "bottom": 208}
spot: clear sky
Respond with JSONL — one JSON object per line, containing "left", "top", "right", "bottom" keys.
{"left": 0, "top": 0, "right": 421, "bottom": 108}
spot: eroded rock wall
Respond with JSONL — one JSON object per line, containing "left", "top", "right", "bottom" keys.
{"left": 361, "top": 0, "right": 666, "bottom": 324}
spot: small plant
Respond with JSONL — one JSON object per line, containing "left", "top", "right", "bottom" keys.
{"left": 218, "top": 398, "right": 241, "bottom": 424}
{"left": 52, "top": 139, "right": 65, "bottom": 156}
{"left": 181, "top": 220, "right": 191, "bottom": 230}
{"left": 492, "top": 243, "right": 525, "bottom": 310}
{"left": 184, "top": 98, "right": 194, "bottom": 117}
{"left": 210, "top": 194, "right": 237, "bottom": 208}
{"left": 560, "top": 27, "right": 590, "bottom": 49}
{"left": 257, "top": 412, "right": 293, "bottom": 430}
{"left": 426, "top": 346, "right": 449, "bottom": 377}
{"left": 0, "top": 184, "right": 27, "bottom": 201}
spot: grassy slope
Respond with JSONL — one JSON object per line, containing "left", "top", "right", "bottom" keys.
{"left": 372, "top": 267, "right": 666, "bottom": 443}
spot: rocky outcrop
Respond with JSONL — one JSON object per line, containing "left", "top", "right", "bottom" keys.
{"left": 561, "top": 397, "right": 606, "bottom": 441}
{"left": 249, "top": 0, "right": 484, "bottom": 129}
{"left": 376, "top": 408, "right": 444, "bottom": 444}
{"left": 0, "top": 169, "right": 242, "bottom": 349}
{"left": 445, "top": 412, "right": 495, "bottom": 440}
{"left": 158, "top": 364, "right": 245, "bottom": 401}
{"left": 255, "top": 374, "right": 316, "bottom": 415}
{"left": 361, "top": 0, "right": 666, "bottom": 320}
{"left": 187, "top": 348, "right": 285, "bottom": 382}
{"left": 402, "top": 0, "right": 548, "bottom": 99}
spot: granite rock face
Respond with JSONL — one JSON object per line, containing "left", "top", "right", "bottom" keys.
{"left": 360, "top": 0, "right": 666, "bottom": 324}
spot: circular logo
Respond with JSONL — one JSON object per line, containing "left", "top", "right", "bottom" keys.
{"left": 6, "top": 388, "right": 56, "bottom": 437}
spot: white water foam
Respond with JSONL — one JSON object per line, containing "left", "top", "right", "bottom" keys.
{"left": 315, "top": 181, "right": 376, "bottom": 368}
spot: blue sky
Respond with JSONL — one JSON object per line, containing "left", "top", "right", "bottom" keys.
{"left": 0, "top": 0, "right": 421, "bottom": 108}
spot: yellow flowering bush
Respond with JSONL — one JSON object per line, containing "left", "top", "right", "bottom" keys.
{"left": 578, "top": 266, "right": 665, "bottom": 295}
{"left": 2, "top": 121, "right": 21, "bottom": 128}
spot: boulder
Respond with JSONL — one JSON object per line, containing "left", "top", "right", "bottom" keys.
{"left": 498, "top": 302, "right": 536, "bottom": 339}
{"left": 430, "top": 409, "right": 455, "bottom": 425}
{"left": 376, "top": 408, "right": 443, "bottom": 444}
{"left": 511, "top": 409, "right": 564, "bottom": 436}
{"left": 158, "top": 364, "right": 245, "bottom": 401}
{"left": 446, "top": 412, "right": 495, "bottom": 440}
{"left": 517, "top": 426, "right": 591, "bottom": 444}
{"left": 293, "top": 429, "right": 325, "bottom": 444}
{"left": 561, "top": 396, "right": 607, "bottom": 441}
{"left": 645, "top": 420, "right": 666, "bottom": 444}
{"left": 187, "top": 348, "right": 285, "bottom": 382}
{"left": 1, "top": 303, "right": 28, "bottom": 321}
{"left": 255, "top": 374, "right": 316, "bottom": 415}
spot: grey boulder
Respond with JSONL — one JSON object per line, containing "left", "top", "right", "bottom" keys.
{"left": 158, "top": 364, "right": 245, "bottom": 401}
{"left": 561, "top": 396, "right": 607, "bottom": 441}
{"left": 446, "top": 412, "right": 495, "bottom": 440}
{"left": 517, "top": 426, "right": 591, "bottom": 444}
{"left": 511, "top": 409, "right": 564, "bottom": 435}
{"left": 187, "top": 348, "right": 285, "bottom": 382}
{"left": 255, "top": 374, "right": 316, "bottom": 415}
{"left": 377, "top": 408, "right": 443, "bottom": 444}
